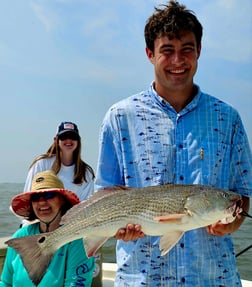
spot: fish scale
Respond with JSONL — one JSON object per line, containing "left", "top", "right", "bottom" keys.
{"left": 61, "top": 189, "right": 183, "bottom": 232}
{"left": 5, "top": 184, "right": 242, "bottom": 286}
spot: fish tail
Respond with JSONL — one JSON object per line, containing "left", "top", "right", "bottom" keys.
{"left": 6, "top": 234, "right": 55, "bottom": 286}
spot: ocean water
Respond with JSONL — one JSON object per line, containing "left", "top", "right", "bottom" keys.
{"left": 0, "top": 183, "right": 251, "bottom": 280}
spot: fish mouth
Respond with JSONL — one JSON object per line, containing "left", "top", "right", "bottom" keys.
{"left": 221, "top": 199, "right": 243, "bottom": 224}
{"left": 231, "top": 199, "right": 243, "bottom": 217}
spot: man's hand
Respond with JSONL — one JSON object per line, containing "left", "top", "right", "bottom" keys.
{"left": 206, "top": 220, "right": 237, "bottom": 236}
{"left": 114, "top": 224, "right": 145, "bottom": 242}
{"left": 206, "top": 196, "right": 250, "bottom": 236}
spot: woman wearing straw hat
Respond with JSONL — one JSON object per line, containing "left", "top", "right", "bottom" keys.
{"left": 0, "top": 170, "right": 95, "bottom": 287}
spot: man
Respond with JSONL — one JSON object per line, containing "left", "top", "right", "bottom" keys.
{"left": 95, "top": 1, "right": 252, "bottom": 286}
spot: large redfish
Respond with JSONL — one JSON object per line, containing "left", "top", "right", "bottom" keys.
{"left": 6, "top": 184, "right": 242, "bottom": 286}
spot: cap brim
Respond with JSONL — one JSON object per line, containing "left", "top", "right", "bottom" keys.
{"left": 57, "top": 130, "right": 79, "bottom": 136}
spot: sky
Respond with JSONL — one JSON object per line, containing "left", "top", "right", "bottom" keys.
{"left": 0, "top": 0, "right": 251, "bottom": 183}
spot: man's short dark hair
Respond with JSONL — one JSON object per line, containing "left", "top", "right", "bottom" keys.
{"left": 144, "top": 0, "right": 203, "bottom": 52}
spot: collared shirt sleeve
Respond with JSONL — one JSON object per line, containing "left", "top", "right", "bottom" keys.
{"left": 229, "top": 112, "right": 252, "bottom": 195}
{"left": 95, "top": 108, "right": 124, "bottom": 191}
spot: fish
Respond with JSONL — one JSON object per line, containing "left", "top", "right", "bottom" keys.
{"left": 6, "top": 184, "right": 242, "bottom": 286}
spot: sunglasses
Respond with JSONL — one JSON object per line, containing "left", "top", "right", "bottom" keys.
{"left": 58, "top": 133, "right": 79, "bottom": 141}
{"left": 30, "top": 192, "right": 57, "bottom": 202}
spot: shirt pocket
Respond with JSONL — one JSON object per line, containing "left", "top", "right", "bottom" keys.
{"left": 199, "top": 142, "right": 231, "bottom": 188}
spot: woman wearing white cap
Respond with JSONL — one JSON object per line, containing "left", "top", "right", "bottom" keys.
{"left": 0, "top": 170, "right": 95, "bottom": 287}
{"left": 24, "top": 121, "right": 95, "bottom": 201}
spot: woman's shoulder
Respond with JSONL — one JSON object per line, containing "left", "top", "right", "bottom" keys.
{"left": 12, "top": 223, "right": 40, "bottom": 238}
{"left": 29, "top": 156, "right": 55, "bottom": 173}
{"left": 35, "top": 156, "right": 55, "bottom": 166}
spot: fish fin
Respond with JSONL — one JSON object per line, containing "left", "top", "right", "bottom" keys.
{"left": 6, "top": 234, "right": 55, "bottom": 286}
{"left": 84, "top": 236, "right": 110, "bottom": 258}
{"left": 159, "top": 231, "right": 184, "bottom": 256}
{"left": 154, "top": 214, "right": 186, "bottom": 223}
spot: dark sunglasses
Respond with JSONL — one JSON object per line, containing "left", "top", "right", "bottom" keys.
{"left": 58, "top": 133, "right": 79, "bottom": 141}
{"left": 30, "top": 192, "right": 57, "bottom": 202}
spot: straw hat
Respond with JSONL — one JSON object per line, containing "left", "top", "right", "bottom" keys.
{"left": 11, "top": 170, "right": 80, "bottom": 218}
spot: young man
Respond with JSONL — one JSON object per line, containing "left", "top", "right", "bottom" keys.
{"left": 95, "top": 1, "right": 252, "bottom": 286}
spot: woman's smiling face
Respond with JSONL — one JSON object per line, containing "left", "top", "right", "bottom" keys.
{"left": 31, "top": 192, "right": 65, "bottom": 223}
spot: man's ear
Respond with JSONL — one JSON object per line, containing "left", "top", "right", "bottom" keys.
{"left": 145, "top": 47, "right": 155, "bottom": 64}
{"left": 197, "top": 43, "right": 201, "bottom": 59}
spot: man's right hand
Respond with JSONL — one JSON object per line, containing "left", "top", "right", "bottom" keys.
{"left": 114, "top": 224, "right": 145, "bottom": 242}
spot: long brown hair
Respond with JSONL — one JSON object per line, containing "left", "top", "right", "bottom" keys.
{"left": 29, "top": 136, "right": 95, "bottom": 184}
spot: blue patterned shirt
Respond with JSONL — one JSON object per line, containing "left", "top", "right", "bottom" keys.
{"left": 95, "top": 83, "right": 252, "bottom": 287}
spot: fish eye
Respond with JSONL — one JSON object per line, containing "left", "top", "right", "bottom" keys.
{"left": 38, "top": 236, "right": 46, "bottom": 243}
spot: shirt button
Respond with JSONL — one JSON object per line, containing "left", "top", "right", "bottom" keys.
{"left": 179, "top": 144, "right": 183, "bottom": 148}
{"left": 180, "top": 243, "right": 184, "bottom": 248}
{"left": 181, "top": 277, "right": 186, "bottom": 283}
{"left": 179, "top": 175, "right": 184, "bottom": 181}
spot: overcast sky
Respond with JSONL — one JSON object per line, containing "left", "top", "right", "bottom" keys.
{"left": 0, "top": 0, "right": 251, "bottom": 183}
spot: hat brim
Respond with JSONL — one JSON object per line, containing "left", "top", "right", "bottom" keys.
{"left": 57, "top": 130, "right": 79, "bottom": 136}
{"left": 11, "top": 188, "right": 80, "bottom": 218}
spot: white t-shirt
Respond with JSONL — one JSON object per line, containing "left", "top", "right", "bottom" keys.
{"left": 23, "top": 157, "right": 94, "bottom": 201}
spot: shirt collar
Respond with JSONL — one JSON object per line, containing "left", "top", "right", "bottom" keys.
{"left": 149, "top": 82, "right": 202, "bottom": 116}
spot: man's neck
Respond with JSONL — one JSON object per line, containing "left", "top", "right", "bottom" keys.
{"left": 154, "top": 83, "right": 197, "bottom": 113}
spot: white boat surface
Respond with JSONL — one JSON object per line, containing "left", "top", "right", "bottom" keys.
{"left": 102, "top": 263, "right": 252, "bottom": 287}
